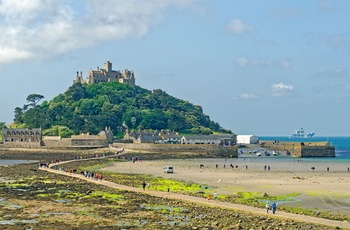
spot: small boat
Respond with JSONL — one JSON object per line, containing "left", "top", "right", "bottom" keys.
{"left": 272, "top": 150, "right": 279, "bottom": 156}
{"left": 264, "top": 150, "right": 270, "bottom": 156}
{"left": 239, "top": 149, "right": 244, "bottom": 154}
{"left": 253, "top": 150, "right": 258, "bottom": 153}
{"left": 256, "top": 152, "right": 261, "bottom": 156}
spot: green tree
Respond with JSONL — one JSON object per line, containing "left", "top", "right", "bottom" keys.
{"left": 14, "top": 81, "right": 230, "bottom": 135}
{"left": 14, "top": 107, "right": 24, "bottom": 123}
{"left": 26, "top": 94, "right": 44, "bottom": 108}
{"left": 0, "top": 121, "right": 6, "bottom": 130}
{"left": 43, "top": 125, "right": 74, "bottom": 138}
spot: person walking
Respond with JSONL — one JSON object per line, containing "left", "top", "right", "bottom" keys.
{"left": 214, "top": 191, "right": 218, "bottom": 201}
{"left": 272, "top": 201, "right": 277, "bottom": 214}
{"left": 147, "top": 182, "right": 150, "bottom": 190}
{"left": 266, "top": 201, "right": 270, "bottom": 213}
{"left": 142, "top": 181, "right": 146, "bottom": 190}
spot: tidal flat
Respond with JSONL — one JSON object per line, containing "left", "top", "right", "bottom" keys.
{"left": 0, "top": 152, "right": 346, "bottom": 229}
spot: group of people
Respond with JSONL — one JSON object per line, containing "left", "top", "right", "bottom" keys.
{"left": 266, "top": 201, "right": 277, "bottom": 214}
{"left": 207, "top": 191, "right": 219, "bottom": 201}
{"left": 142, "top": 181, "right": 151, "bottom": 190}
{"left": 264, "top": 165, "right": 271, "bottom": 170}
{"left": 81, "top": 170, "right": 103, "bottom": 181}
{"left": 215, "top": 164, "right": 248, "bottom": 170}
{"left": 131, "top": 157, "right": 142, "bottom": 163}
{"left": 39, "top": 159, "right": 61, "bottom": 168}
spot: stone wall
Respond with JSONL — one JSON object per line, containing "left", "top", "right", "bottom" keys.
{"left": 41, "top": 139, "right": 72, "bottom": 148}
{"left": 261, "top": 141, "right": 335, "bottom": 157}
{"left": 113, "top": 143, "right": 238, "bottom": 157}
{"left": 1, "top": 141, "right": 41, "bottom": 148}
{"left": 300, "top": 146, "right": 335, "bottom": 157}
{"left": 70, "top": 139, "right": 108, "bottom": 147}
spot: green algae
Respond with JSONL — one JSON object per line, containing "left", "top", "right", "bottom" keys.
{"left": 58, "top": 191, "right": 82, "bottom": 199}
{"left": 75, "top": 209, "right": 101, "bottom": 219}
{"left": 82, "top": 191, "right": 124, "bottom": 201}
{"left": 224, "top": 186, "right": 244, "bottom": 191}
{"left": 306, "top": 191, "right": 350, "bottom": 198}
{"left": 6, "top": 182, "right": 28, "bottom": 188}
{"left": 79, "top": 159, "right": 117, "bottom": 172}
{"left": 37, "top": 193, "right": 51, "bottom": 198}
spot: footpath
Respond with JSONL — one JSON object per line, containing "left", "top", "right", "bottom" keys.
{"left": 39, "top": 156, "right": 350, "bottom": 229}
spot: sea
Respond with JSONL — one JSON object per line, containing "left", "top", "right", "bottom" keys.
{"left": 259, "top": 136, "right": 350, "bottom": 161}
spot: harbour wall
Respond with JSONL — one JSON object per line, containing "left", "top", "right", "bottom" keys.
{"left": 261, "top": 141, "right": 335, "bottom": 157}
{"left": 113, "top": 143, "right": 238, "bottom": 157}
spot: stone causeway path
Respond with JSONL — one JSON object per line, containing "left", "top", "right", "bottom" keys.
{"left": 39, "top": 155, "right": 350, "bottom": 229}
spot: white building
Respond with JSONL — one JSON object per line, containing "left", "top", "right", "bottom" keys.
{"left": 181, "top": 134, "right": 236, "bottom": 146}
{"left": 236, "top": 135, "right": 258, "bottom": 144}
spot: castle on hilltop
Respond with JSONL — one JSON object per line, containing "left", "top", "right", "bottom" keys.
{"left": 74, "top": 61, "right": 135, "bottom": 86}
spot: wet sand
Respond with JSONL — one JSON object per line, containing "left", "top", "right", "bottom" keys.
{"left": 102, "top": 156, "right": 350, "bottom": 215}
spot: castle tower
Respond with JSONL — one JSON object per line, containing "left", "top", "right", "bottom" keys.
{"left": 74, "top": 71, "right": 83, "bottom": 84}
{"left": 73, "top": 61, "right": 135, "bottom": 86}
{"left": 104, "top": 61, "right": 112, "bottom": 72}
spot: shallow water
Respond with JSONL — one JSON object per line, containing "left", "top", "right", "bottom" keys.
{"left": 0, "top": 159, "right": 38, "bottom": 166}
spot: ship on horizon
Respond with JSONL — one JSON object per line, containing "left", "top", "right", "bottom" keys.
{"left": 292, "top": 128, "right": 315, "bottom": 138}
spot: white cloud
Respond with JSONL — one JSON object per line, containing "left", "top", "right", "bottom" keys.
{"left": 0, "top": 0, "right": 196, "bottom": 64}
{"left": 271, "top": 82, "right": 294, "bottom": 97}
{"left": 0, "top": 47, "right": 32, "bottom": 63}
{"left": 226, "top": 19, "right": 253, "bottom": 35}
{"left": 235, "top": 56, "right": 292, "bottom": 69}
{"left": 239, "top": 93, "right": 259, "bottom": 100}
{"left": 235, "top": 57, "right": 250, "bottom": 67}
{"left": 279, "top": 59, "right": 292, "bottom": 69}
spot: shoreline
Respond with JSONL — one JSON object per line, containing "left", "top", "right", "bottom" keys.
{"left": 102, "top": 157, "right": 350, "bottom": 215}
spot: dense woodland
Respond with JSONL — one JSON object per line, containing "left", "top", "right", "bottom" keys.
{"left": 10, "top": 82, "right": 231, "bottom": 137}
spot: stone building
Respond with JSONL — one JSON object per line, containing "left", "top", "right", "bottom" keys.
{"left": 124, "top": 129, "right": 235, "bottom": 145}
{"left": 124, "top": 129, "right": 161, "bottom": 143}
{"left": 74, "top": 61, "right": 135, "bottom": 86}
{"left": 181, "top": 134, "right": 236, "bottom": 146}
{"left": 156, "top": 130, "right": 181, "bottom": 144}
{"left": 2, "top": 128, "right": 42, "bottom": 143}
{"left": 70, "top": 127, "right": 114, "bottom": 147}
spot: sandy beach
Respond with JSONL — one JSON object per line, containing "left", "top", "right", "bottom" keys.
{"left": 102, "top": 156, "right": 350, "bottom": 215}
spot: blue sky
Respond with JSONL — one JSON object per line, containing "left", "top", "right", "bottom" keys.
{"left": 0, "top": 0, "right": 349, "bottom": 136}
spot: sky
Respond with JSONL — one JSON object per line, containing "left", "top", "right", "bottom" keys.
{"left": 0, "top": 0, "right": 350, "bottom": 136}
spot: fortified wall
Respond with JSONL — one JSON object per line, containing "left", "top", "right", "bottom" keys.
{"left": 113, "top": 143, "right": 238, "bottom": 157}
{"left": 261, "top": 141, "right": 335, "bottom": 157}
